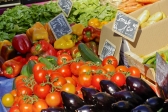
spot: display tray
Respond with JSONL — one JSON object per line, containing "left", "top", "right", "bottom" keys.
{"left": 0, "top": 0, "right": 20, "bottom": 8}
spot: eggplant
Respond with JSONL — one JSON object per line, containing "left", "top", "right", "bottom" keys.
{"left": 75, "top": 105, "right": 96, "bottom": 112}
{"left": 81, "top": 87, "right": 99, "bottom": 104}
{"left": 92, "top": 92, "right": 115, "bottom": 111}
{"left": 131, "top": 104, "right": 154, "bottom": 112}
{"left": 100, "top": 80, "right": 122, "bottom": 95}
{"left": 126, "top": 76, "right": 156, "bottom": 100}
{"left": 159, "top": 99, "right": 168, "bottom": 112}
{"left": 111, "top": 100, "right": 135, "bottom": 112}
{"left": 112, "top": 90, "right": 144, "bottom": 106}
{"left": 145, "top": 96, "right": 164, "bottom": 112}
{"left": 61, "top": 91, "right": 85, "bottom": 112}
{"left": 41, "top": 107, "right": 65, "bottom": 112}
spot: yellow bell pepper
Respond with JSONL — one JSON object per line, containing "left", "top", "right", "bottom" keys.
{"left": 54, "top": 34, "right": 75, "bottom": 50}
{"left": 88, "top": 18, "right": 101, "bottom": 28}
{"left": 98, "top": 21, "right": 108, "bottom": 29}
{"left": 0, "top": 40, "right": 12, "bottom": 55}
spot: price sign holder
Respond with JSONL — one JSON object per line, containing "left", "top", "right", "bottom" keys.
{"left": 99, "top": 39, "right": 116, "bottom": 61}
{"left": 112, "top": 11, "right": 139, "bottom": 42}
{"left": 49, "top": 13, "right": 72, "bottom": 39}
{"left": 58, "top": 0, "right": 73, "bottom": 17}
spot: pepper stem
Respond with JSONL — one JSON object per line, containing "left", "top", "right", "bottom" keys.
{"left": 6, "top": 67, "right": 13, "bottom": 74}
{"left": 35, "top": 44, "right": 41, "bottom": 51}
{"left": 86, "top": 31, "right": 91, "bottom": 38}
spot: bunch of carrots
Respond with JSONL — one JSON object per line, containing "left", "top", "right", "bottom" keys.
{"left": 118, "top": 0, "right": 160, "bottom": 14}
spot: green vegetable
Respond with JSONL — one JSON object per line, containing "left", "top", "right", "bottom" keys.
{"left": 38, "top": 57, "right": 55, "bottom": 70}
{"left": 78, "top": 43, "right": 102, "bottom": 64}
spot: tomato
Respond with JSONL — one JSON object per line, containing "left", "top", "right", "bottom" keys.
{"left": 9, "top": 105, "right": 20, "bottom": 112}
{"left": 128, "top": 66, "right": 141, "bottom": 78}
{"left": 2, "top": 93, "right": 14, "bottom": 107}
{"left": 57, "top": 64, "right": 72, "bottom": 77}
{"left": 61, "top": 83, "right": 76, "bottom": 94}
{"left": 103, "top": 64, "right": 116, "bottom": 73}
{"left": 70, "top": 61, "right": 84, "bottom": 76}
{"left": 10, "top": 90, "right": 17, "bottom": 98}
{"left": 102, "top": 56, "right": 118, "bottom": 68}
{"left": 110, "top": 72, "right": 126, "bottom": 87}
{"left": 19, "top": 103, "right": 33, "bottom": 112}
{"left": 15, "top": 75, "right": 27, "bottom": 89}
{"left": 78, "top": 64, "right": 92, "bottom": 76}
{"left": 65, "top": 77, "right": 77, "bottom": 87}
{"left": 17, "top": 86, "right": 33, "bottom": 96}
{"left": 90, "top": 65, "right": 99, "bottom": 73}
{"left": 33, "top": 99, "right": 48, "bottom": 112}
{"left": 34, "top": 69, "right": 47, "bottom": 84}
{"left": 91, "top": 74, "right": 107, "bottom": 90}
{"left": 57, "top": 53, "right": 72, "bottom": 65}
{"left": 78, "top": 72, "right": 92, "bottom": 87}
{"left": 33, "top": 84, "right": 51, "bottom": 99}
{"left": 33, "top": 63, "right": 46, "bottom": 73}
{"left": 45, "top": 92, "right": 62, "bottom": 107}
{"left": 28, "top": 55, "right": 39, "bottom": 63}
{"left": 51, "top": 75, "right": 67, "bottom": 87}
{"left": 115, "top": 65, "right": 128, "bottom": 73}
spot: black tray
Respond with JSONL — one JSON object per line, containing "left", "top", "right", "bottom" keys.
{"left": 20, "top": 0, "right": 49, "bottom": 5}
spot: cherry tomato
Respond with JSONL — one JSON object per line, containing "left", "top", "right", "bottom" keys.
{"left": 34, "top": 69, "right": 47, "bottom": 84}
{"left": 9, "top": 105, "right": 20, "bottom": 112}
{"left": 78, "top": 72, "right": 92, "bottom": 87}
{"left": 103, "top": 64, "right": 116, "bottom": 73}
{"left": 102, "top": 56, "right": 118, "bottom": 68}
{"left": 70, "top": 61, "right": 84, "bottom": 76}
{"left": 2, "top": 93, "right": 14, "bottom": 107}
{"left": 57, "top": 53, "right": 72, "bottom": 65}
{"left": 28, "top": 55, "right": 39, "bottom": 63}
{"left": 45, "top": 92, "right": 62, "bottom": 107}
{"left": 33, "top": 99, "right": 48, "bottom": 112}
{"left": 65, "top": 77, "right": 77, "bottom": 87}
{"left": 15, "top": 75, "right": 27, "bottom": 89}
{"left": 61, "top": 83, "right": 76, "bottom": 94}
{"left": 78, "top": 64, "right": 92, "bottom": 76}
{"left": 115, "top": 65, "right": 128, "bottom": 73}
{"left": 128, "top": 66, "right": 141, "bottom": 78}
{"left": 10, "top": 90, "right": 17, "bottom": 98}
{"left": 57, "top": 65, "right": 72, "bottom": 77}
{"left": 51, "top": 75, "right": 67, "bottom": 87}
{"left": 33, "top": 63, "right": 46, "bottom": 73}
{"left": 33, "top": 84, "right": 51, "bottom": 99}
{"left": 19, "top": 103, "right": 33, "bottom": 112}
{"left": 110, "top": 72, "right": 126, "bottom": 87}
{"left": 17, "top": 86, "right": 33, "bottom": 96}
{"left": 91, "top": 74, "right": 107, "bottom": 90}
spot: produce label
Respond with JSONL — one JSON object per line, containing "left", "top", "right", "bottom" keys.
{"left": 49, "top": 13, "right": 72, "bottom": 39}
{"left": 58, "top": 0, "right": 73, "bottom": 17}
{"left": 156, "top": 52, "right": 168, "bottom": 98}
{"left": 113, "top": 11, "right": 139, "bottom": 42}
{"left": 99, "top": 39, "right": 116, "bottom": 60}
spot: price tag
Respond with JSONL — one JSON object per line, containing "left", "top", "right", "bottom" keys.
{"left": 99, "top": 39, "right": 116, "bottom": 60}
{"left": 112, "top": 11, "right": 139, "bottom": 42}
{"left": 156, "top": 52, "right": 168, "bottom": 98}
{"left": 49, "top": 13, "right": 72, "bottom": 39}
{"left": 58, "top": 0, "right": 73, "bottom": 17}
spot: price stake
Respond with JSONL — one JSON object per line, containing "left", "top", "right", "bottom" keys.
{"left": 58, "top": 0, "right": 73, "bottom": 17}
{"left": 112, "top": 11, "right": 139, "bottom": 42}
{"left": 49, "top": 13, "right": 72, "bottom": 39}
{"left": 99, "top": 39, "right": 116, "bottom": 61}
{"left": 156, "top": 52, "right": 168, "bottom": 99}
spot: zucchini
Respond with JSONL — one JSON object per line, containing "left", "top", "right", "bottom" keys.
{"left": 78, "top": 43, "right": 102, "bottom": 64}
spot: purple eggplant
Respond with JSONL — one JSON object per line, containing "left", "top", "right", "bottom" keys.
{"left": 131, "top": 104, "right": 153, "bottom": 112}
{"left": 41, "top": 107, "right": 65, "bottom": 112}
{"left": 75, "top": 105, "right": 96, "bottom": 112}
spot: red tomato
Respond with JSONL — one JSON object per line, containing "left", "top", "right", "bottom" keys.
{"left": 45, "top": 92, "right": 62, "bottom": 107}
{"left": 78, "top": 64, "right": 92, "bottom": 76}
{"left": 33, "top": 99, "right": 48, "bottom": 112}
{"left": 65, "top": 77, "right": 77, "bottom": 87}
{"left": 103, "top": 64, "right": 116, "bottom": 73}
{"left": 51, "top": 75, "right": 67, "bottom": 87}
{"left": 70, "top": 61, "right": 84, "bottom": 76}
{"left": 34, "top": 69, "right": 47, "bottom": 84}
{"left": 33, "top": 63, "right": 46, "bottom": 73}
{"left": 33, "top": 84, "right": 51, "bottom": 99}
{"left": 128, "top": 66, "right": 141, "bottom": 78}
{"left": 115, "top": 65, "right": 128, "bottom": 73}
{"left": 78, "top": 72, "right": 92, "bottom": 87}
{"left": 91, "top": 74, "right": 107, "bottom": 90}
{"left": 17, "top": 86, "right": 32, "bottom": 97}
{"left": 19, "top": 103, "right": 33, "bottom": 112}
{"left": 9, "top": 105, "right": 20, "bottom": 112}
{"left": 10, "top": 90, "right": 17, "bottom": 98}
{"left": 57, "top": 53, "right": 72, "bottom": 65}
{"left": 61, "top": 83, "right": 76, "bottom": 94}
{"left": 28, "top": 55, "right": 39, "bottom": 63}
{"left": 15, "top": 75, "right": 27, "bottom": 89}
{"left": 57, "top": 65, "right": 72, "bottom": 77}
{"left": 110, "top": 72, "right": 126, "bottom": 87}
{"left": 90, "top": 65, "right": 99, "bottom": 73}
{"left": 102, "top": 56, "right": 118, "bottom": 68}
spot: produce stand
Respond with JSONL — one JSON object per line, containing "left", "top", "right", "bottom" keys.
{"left": 1, "top": 0, "right": 167, "bottom": 112}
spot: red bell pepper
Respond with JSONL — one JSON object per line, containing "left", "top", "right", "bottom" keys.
{"left": 57, "top": 49, "right": 71, "bottom": 57}
{"left": 82, "top": 26, "right": 101, "bottom": 42}
{"left": 85, "top": 41, "right": 98, "bottom": 55}
{"left": 31, "top": 40, "right": 57, "bottom": 57}
{"left": 70, "top": 45, "right": 81, "bottom": 58}
{"left": 12, "top": 34, "right": 32, "bottom": 54}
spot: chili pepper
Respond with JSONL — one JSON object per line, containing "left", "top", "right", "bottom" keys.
{"left": 71, "top": 24, "right": 85, "bottom": 43}
{"left": 0, "top": 56, "right": 5, "bottom": 76}
{"left": 57, "top": 49, "right": 71, "bottom": 57}
{"left": 31, "top": 40, "right": 57, "bottom": 57}
{"left": 82, "top": 26, "right": 101, "bottom": 42}
{"left": 1, "top": 45, "right": 17, "bottom": 61}
{"left": 54, "top": 34, "right": 75, "bottom": 50}
{"left": 2, "top": 57, "right": 24, "bottom": 78}
{"left": 12, "top": 34, "right": 32, "bottom": 54}
{"left": 70, "top": 45, "right": 81, "bottom": 58}
{"left": 85, "top": 41, "right": 98, "bottom": 55}
{"left": 26, "top": 22, "right": 49, "bottom": 43}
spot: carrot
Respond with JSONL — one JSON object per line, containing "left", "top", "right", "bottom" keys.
{"left": 118, "top": 0, "right": 137, "bottom": 9}
{"left": 120, "top": 4, "right": 143, "bottom": 13}
{"left": 136, "top": 0, "right": 159, "bottom": 4}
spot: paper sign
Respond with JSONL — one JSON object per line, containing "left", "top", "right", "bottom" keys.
{"left": 49, "top": 13, "right": 72, "bottom": 39}
{"left": 113, "top": 11, "right": 139, "bottom": 42}
{"left": 156, "top": 52, "right": 168, "bottom": 98}
{"left": 58, "top": 0, "right": 73, "bottom": 17}
{"left": 99, "top": 39, "right": 116, "bottom": 60}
